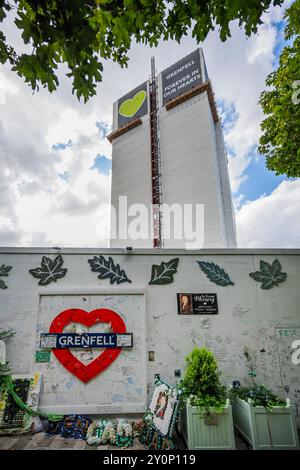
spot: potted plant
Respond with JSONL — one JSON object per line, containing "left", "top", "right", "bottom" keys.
{"left": 230, "top": 348, "right": 299, "bottom": 450}
{"left": 180, "top": 347, "right": 235, "bottom": 450}
{"left": 230, "top": 384, "right": 299, "bottom": 449}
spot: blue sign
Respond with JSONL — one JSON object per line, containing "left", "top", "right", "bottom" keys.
{"left": 40, "top": 333, "right": 133, "bottom": 349}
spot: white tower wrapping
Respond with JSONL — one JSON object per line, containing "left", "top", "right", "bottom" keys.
{"left": 108, "top": 49, "right": 237, "bottom": 249}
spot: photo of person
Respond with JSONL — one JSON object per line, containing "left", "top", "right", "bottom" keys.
{"left": 154, "top": 391, "right": 168, "bottom": 420}
{"left": 148, "top": 380, "right": 180, "bottom": 436}
{"left": 148, "top": 351, "right": 155, "bottom": 362}
{"left": 179, "top": 294, "right": 193, "bottom": 314}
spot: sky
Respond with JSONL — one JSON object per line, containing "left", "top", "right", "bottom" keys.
{"left": 0, "top": 1, "right": 299, "bottom": 249}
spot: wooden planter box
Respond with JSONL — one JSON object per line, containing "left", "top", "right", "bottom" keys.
{"left": 181, "top": 399, "right": 235, "bottom": 450}
{"left": 232, "top": 397, "right": 299, "bottom": 450}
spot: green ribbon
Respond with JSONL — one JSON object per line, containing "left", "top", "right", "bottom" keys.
{"left": 1, "top": 375, "right": 63, "bottom": 422}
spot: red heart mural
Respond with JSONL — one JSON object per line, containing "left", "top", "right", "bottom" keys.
{"left": 49, "top": 308, "right": 126, "bottom": 383}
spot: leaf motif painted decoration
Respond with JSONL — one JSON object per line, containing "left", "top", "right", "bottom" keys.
{"left": 88, "top": 256, "right": 131, "bottom": 285}
{"left": 149, "top": 258, "right": 179, "bottom": 285}
{"left": 0, "top": 264, "right": 12, "bottom": 289}
{"left": 249, "top": 259, "right": 287, "bottom": 289}
{"left": 197, "top": 261, "right": 234, "bottom": 286}
{"left": 29, "top": 255, "right": 67, "bottom": 286}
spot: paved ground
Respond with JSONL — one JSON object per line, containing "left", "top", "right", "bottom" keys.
{"left": 0, "top": 431, "right": 250, "bottom": 450}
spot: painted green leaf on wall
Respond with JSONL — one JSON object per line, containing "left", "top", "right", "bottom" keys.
{"left": 149, "top": 258, "right": 179, "bottom": 285}
{"left": 29, "top": 255, "right": 67, "bottom": 286}
{"left": 0, "top": 264, "right": 12, "bottom": 289}
{"left": 88, "top": 255, "right": 131, "bottom": 285}
{"left": 197, "top": 261, "right": 234, "bottom": 286}
{"left": 249, "top": 259, "right": 287, "bottom": 289}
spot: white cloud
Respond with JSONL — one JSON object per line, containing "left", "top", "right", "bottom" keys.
{"left": 0, "top": 0, "right": 297, "bottom": 248}
{"left": 236, "top": 180, "right": 300, "bottom": 248}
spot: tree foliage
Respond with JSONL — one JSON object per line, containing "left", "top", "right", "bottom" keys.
{"left": 259, "top": 0, "right": 300, "bottom": 177}
{"left": 0, "top": 0, "right": 283, "bottom": 101}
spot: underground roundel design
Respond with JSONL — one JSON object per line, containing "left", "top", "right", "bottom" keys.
{"left": 119, "top": 90, "right": 147, "bottom": 118}
{"left": 49, "top": 308, "right": 126, "bottom": 383}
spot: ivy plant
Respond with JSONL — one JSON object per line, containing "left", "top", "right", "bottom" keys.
{"left": 230, "top": 384, "right": 286, "bottom": 411}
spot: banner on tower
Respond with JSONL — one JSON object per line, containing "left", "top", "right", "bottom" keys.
{"left": 161, "top": 49, "right": 202, "bottom": 106}
{"left": 117, "top": 81, "right": 148, "bottom": 128}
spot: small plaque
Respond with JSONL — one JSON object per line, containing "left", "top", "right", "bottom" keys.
{"left": 116, "top": 334, "right": 133, "bottom": 348}
{"left": 40, "top": 334, "right": 57, "bottom": 349}
{"left": 177, "top": 293, "right": 218, "bottom": 315}
{"left": 35, "top": 350, "right": 51, "bottom": 363}
{"left": 204, "top": 414, "right": 218, "bottom": 425}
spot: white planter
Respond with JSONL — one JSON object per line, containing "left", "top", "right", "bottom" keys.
{"left": 181, "top": 399, "right": 235, "bottom": 450}
{"left": 232, "top": 397, "right": 299, "bottom": 450}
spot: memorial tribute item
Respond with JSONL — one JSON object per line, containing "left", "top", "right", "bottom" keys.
{"left": 38, "top": 308, "right": 133, "bottom": 383}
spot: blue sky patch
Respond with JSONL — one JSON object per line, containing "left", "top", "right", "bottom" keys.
{"left": 217, "top": 100, "right": 239, "bottom": 134}
{"left": 58, "top": 171, "right": 69, "bottom": 181}
{"left": 52, "top": 140, "right": 72, "bottom": 151}
{"left": 96, "top": 121, "right": 111, "bottom": 139}
{"left": 91, "top": 155, "right": 112, "bottom": 176}
{"left": 235, "top": 146, "right": 287, "bottom": 203}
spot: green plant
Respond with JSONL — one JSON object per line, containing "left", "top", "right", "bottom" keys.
{"left": 0, "top": 1, "right": 284, "bottom": 101}
{"left": 179, "top": 348, "right": 227, "bottom": 415}
{"left": 0, "top": 328, "right": 16, "bottom": 375}
{"left": 259, "top": 0, "right": 300, "bottom": 177}
{"left": 230, "top": 384, "right": 286, "bottom": 411}
{"left": 0, "top": 328, "right": 16, "bottom": 341}
{"left": 243, "top": 346, "right": 257, "bottom": 385}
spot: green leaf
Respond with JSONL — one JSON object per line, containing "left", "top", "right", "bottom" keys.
{"left": 29, "top": 255, "right": 67, "bottom": 286}
{"left": 0, "top": 264, "right": 12, "bottom": 277}
{"left": 249, "top": 259, "right": 287, "bottom": 289}
{"left": 149, "top": 258, "right": 179, "bottom": 285}
{"left": 258, "top": 1, "right": 300, "bottom": 177}
{"left": 0, "top": 279, "right": 7, "bottom": 289}
{"left": 0, "top": 264, "right": 12, "bottom": 289}
{"left": 1, "top": 0, "right": 284, "bottom": 100}
{"left": 197, "top": 261, "right": 234, "bottom": 286}
{"left": 88, "top": 255, "right": 131, "bottom": 285}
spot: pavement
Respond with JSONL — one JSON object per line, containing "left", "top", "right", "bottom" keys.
{"left": 0, "top": 430, "right": 250, "bottom": 450}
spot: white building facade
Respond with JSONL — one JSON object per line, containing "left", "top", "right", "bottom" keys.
{"left": 109, "top": 49, "right": 236, "bottom": 249}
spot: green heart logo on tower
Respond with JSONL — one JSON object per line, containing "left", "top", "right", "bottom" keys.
{"left": 119, "top": 90, "right": 147, "bottom": 118}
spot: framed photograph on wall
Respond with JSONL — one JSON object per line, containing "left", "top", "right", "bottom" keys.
{"left": 177, "top": 293, "right": 218, "bottom": 315}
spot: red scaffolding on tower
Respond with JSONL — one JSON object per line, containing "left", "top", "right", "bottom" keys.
{"left": 149, "top": 57, "right": 163, "bottom": 248}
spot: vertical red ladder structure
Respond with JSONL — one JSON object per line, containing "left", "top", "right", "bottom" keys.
{"left": 149, "top": 57, "right": 163, "bottom": 248}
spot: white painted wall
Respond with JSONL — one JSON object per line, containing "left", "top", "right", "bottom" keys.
{"left": 0, "top": 248, "right": 299, "bottom": 426}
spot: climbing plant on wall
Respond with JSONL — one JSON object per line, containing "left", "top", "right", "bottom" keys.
{"left": 149, "top": 258, "right": 179, "bottom": 285}
{"left": 29, "top": 255, "right": 67, "bottom": 286}
{"left": 88, "top": 256, "right": 131, "bottom": 285}
{"left": 0, "top": 264, "right": 12, "bottom": 289}
{"left": 249, "top": 259, "right": 287, "bottom": 290}
{"left": 197, "top": 261, "right": 234, "bottom": 287}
